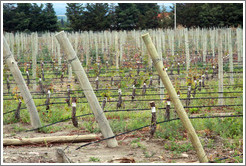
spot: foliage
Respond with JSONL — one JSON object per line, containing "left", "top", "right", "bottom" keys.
{"left": 176, "top": 3, "right": 243, "bottom": 28}
{"left": 65, "top": 3, "right": 84, "bottom": 31}
{"left": 3, "top": 3, "right": 59, "bottom": 32}
{"left": 89, "top": 157, "right": 100, "bottom": 162}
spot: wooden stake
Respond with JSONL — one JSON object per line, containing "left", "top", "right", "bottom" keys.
{"left": 149, "top": 101, "right": 156, "bottom": 139}
{"left": 55, "top": 31, "right": 118, "bottom": 148}
{"left": 142, "top": 33, "right": 208, "bottom": 163}
{"left": 3, "top": 36, "right": 42, "bottom": 128}
{"left": 71, "top": 97, "right": 78, "bottom": 127}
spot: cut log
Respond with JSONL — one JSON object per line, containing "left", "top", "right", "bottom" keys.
{"left": 3, "top": 134, "right": 98, "bottom": 146}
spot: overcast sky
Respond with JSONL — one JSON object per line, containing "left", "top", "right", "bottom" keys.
{"left": 37, "top": 3, "right": 174, "bottom": 15}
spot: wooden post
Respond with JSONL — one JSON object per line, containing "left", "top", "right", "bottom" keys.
{"left": 117, "top": 89, "right": 122, "bottom": 109}
{"left": 142, "top": 82, "right": 147, "bottom": 95}
{"left": 131, "top": 85, "right": 136, "bottom": 101}
{"left": 55, "top": 31, "right": 118, "bottom": 148}
{"left": 15, "top": 99, "right": 22, "bottom": 121}
{"left": 26, "top": 71, "right": 30, "bottom": 87}
{"left": 95, "top": 76, "right": 99, "bottom": 91}
{"left": 71, "top": 97, "right": 78, "bottom": 127}
{"left": 149, "top": 101, "right": 157, "bottom": 139}
{"left": 142, "top": 33, "right": 208, "bottom": 163}
{"left": 3, "top": 36, "right": 42, "bottom": 128}
{"left": 186, "top": 85, "right": 191, "bottom": 106}
{"left": 6, "top": 75, "right": 10, "bottom": 93}
{"left": 45, "top": 90, "right": 51, "bottom": 110}
{"left": 148, "top": 76, "right": 153, "bottom": 87}
{"left": 102, "top": 97, "right": 107, "bottom": 110}
{"left": 218, "top": 30, "right": 224, "bottom": 105}
{"left": 165, "top": 98, "right": 171, "bottom": 120}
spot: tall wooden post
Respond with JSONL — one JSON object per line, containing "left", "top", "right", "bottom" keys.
{"left": 3, "top": 36, "right": 42, "bottom": 128}
{"left": 55, "top": 31, "right": 118, "bottom": 148}
{"left": 218, "top": 30, "right": 224, "bottom": 105}
{"left": 142, "top": 33, "right": 208, "bottom": 163}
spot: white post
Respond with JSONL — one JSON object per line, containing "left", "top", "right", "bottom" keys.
{"left": 202, "top": 29, "right": 207, "bottom": 64}
{"left": 185, "top": 28, "right": 190, "bottom": 72}
{"left": 32, "top": 33, "right": 38, "bottom": 90}
{"left": 218, "top": 30, "right": 224, "bottom": 105}
{"left": 228, "top": 28, "right": 234, "bottom": 85}
{"left": 115, "top": 32, "right": 119, "bottom": 69}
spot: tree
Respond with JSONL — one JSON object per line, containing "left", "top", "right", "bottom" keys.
{"left": 115, "top": 3, "right": 140, "bottom": 30}
{"left": 83, "top": 3, "right": 110, "bottom": 31}
{"left": 13, "top": 3, "right": 32, "bottom": 32}
{"left": 3, "top": 3, "right": 59, "bottom": 32}
{"left": 108, "top": 3, "right": 117, "bottom": 30}
{"left": 158, "top": 4, "right": 174, "bottom": 28}
{"left": 3, "top": 3, "right": 17, "bottom": 32}
{"left": 176, "top": 3, "right": 243, "bottom": 28}
{"left": 42, "top": 3, "right": 59, "bottom": 32}
{"left": 66, "top": 3, "right": 84, "bottom": 31}
{"left": 29, "top": 3, "right": 44, "bottom": 31}
{"left": 135, "top": 3, "right": 160, "bottom": 29}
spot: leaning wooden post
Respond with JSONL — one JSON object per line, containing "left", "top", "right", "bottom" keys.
{"left": 3, "top": 36, "right": 42, "bottom": 128}
{"left": 55, "top": 31, "right": 118, "bottom": 148}
{"left": 142, "top": 33, "right": 208, "bottom": 163}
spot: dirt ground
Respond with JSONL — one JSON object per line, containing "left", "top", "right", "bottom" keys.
{"left": 2, "top": 121, "right": 241, "bottom": 164}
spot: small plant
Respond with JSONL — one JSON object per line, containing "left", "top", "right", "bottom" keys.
{"left": 89, "top": 157, "right": 100, "bottom": 162}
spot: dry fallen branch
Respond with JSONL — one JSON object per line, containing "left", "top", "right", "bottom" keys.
{"left": 3, "top": 134, "right": 98, "bottom": 146}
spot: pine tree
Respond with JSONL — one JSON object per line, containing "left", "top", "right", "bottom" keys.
{"left": 135, "top": 3, "right": 160, "bottom": 29}
{"left": 43, "top": 3, "right": 59, "bottom": 32}
{"left": 83, "top": 3, "right": 110, "bottom": 31}
{"left": 66, "top": 3, "right": 84, "bottom": 31}
{"left": 116, "top": 3, "right": 140, "bottom": 30}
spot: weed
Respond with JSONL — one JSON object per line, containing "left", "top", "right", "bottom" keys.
{"left": 89, "top": 157, "right": 100, "bottom": 162}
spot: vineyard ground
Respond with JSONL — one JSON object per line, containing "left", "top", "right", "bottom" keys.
{"left": 3, "top": 120, "right": 242, "bottom": 163}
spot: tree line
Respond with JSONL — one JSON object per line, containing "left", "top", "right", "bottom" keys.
{"left": 176, "top": 3, "right": 243, "bottom": 28}
{"left": 3, "top": 3, "right": 243, "bottom": 32}
{"left": 3, "top": 3, "right": 59, "bottom": 32}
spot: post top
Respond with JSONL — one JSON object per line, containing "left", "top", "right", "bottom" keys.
{"left": 55, "top": 31, "right": 65, "bottom": 37}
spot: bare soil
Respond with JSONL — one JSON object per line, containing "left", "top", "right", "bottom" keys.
{"left": 2, "top": 121, "right": 241, "bottom": 164}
